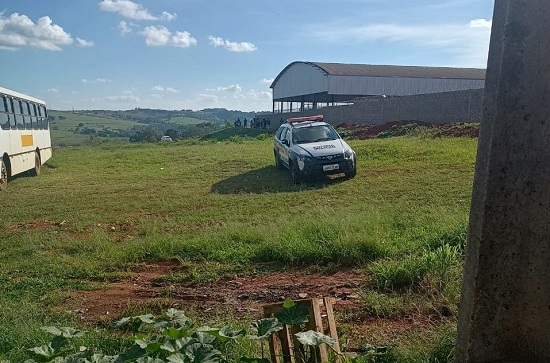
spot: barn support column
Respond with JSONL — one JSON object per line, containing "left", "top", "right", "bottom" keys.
{"left": 455, "top": 1, "right": 550, "bottom": 361}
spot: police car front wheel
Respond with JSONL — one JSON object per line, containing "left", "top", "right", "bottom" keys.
{"left": 274, "top": 151, "right": 284, "bottom": 170}
{"left": 290, "top": 163, "right": 301, "bottom": 185}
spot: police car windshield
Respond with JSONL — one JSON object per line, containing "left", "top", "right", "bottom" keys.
{"left": 292, "top": 125, "right": 339, "bottom": 144}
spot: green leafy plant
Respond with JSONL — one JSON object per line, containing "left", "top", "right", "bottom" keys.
{"left": 20, "top": 303, "right": 342, "bottom": 363}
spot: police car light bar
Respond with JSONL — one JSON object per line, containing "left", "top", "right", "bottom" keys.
{"left": 286, "top": 115, "right": 324, "bottom": 123}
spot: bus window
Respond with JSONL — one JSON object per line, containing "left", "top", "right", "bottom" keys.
{"left": 30, "top": 103, "right": 38, "bottom": 130}
{"left": 39, "top": 105, "right": 48, "bottom": 129}
{"left": 18, "top": 100, "right": 28, "bottom": 129}
{"left": 0, "top": 96, "right": 10, "bottom": 130}
{"left": 23, "top": 101, "right": 32, "bottom": 130}
{"left": 5, "top": 97, "right": 16, "bottom": 129}
{"left": 9, "top": 98, "right": 22, "bottom": 129}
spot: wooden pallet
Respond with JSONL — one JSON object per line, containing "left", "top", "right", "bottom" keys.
{"left": 262, "top": 297, "right": 340, "bottom": 363}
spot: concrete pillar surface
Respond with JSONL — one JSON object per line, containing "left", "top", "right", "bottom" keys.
{"left": 455, "top": 1, "right": 550, "bottom": 362}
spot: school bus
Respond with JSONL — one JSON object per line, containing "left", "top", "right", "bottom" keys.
{"left": 0, "top": 86, "right": 52, "bottom": 190}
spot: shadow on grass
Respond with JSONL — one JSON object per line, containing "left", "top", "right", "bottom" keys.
{"left": 211, "top": 165, "right": 348, "bottom": 194}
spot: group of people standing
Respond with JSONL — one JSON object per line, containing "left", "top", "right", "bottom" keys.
{"left": 233, "top": 117, "right": 271, "bottom": 129}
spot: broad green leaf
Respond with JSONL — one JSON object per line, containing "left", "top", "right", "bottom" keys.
{"left": 294, "top": 331, "right": 336, "bottom": 346}
{"left": 118, "top": 344, "right": 147, "bottom": 362}
{"left": 184, "top": 343, "right": 222, "bottom": 363}
{"left": 156, "top": 309, "right": 194, "bottom": 330}
{"left": 136, "top": 357, "right": 165, "bottom": 363}
{"left": 163, "top": 326, "right": 191, "bottom": 340}
{"left": 28, "top": 344, "right": 55, "bottom": 358}
{"left": 41, "top": 326, "right": 86, "bottom": 338}
{"left": 191, "top": 331, "right": 216, "bottom": 345}
{"left": 161, "top": 337, "right": 195, "bottom": 353}
{"left": 144, "top": 342, "right": 162, "bottom": 354}
{"left": 41, "top": 326, "right": 62, "bottom": 336}
{"left": 114, "top": 317, "right": 132, "bottom": 327}
{"left": 275, "top": 303, "right": 309, "bottom": 326}
{"left": 115, "top": 314, "right": 155, "bottom": 331}
{"left": 248, "top": 318, "right": 283, "bottom": 340}
{"left": 134, "top": 339, "right": 162, "bottom": 353}
{"left": 240, "top": 358, "right": 271, "bottom": 363}
{"left": 166, "top": 352, "right": 187, "bottom": 363}
{"left": 196, "top": 327, "right": 220, "bottom": 335}
{"left": 198, "top": 326, "right": 245, "bottom": 344}
{"left": 135, "top": 339, "right": 150, "bottom": 349}
{"left": 137, "top": 314, "right": 156, "bottom": 324}
{"left": 88, "top": 353, "right": 119, "bottom": 363}
{"left": 282, "top": 298, "right": 295, "bottom": 309}
{"left": 219, "top": 326, "right": 246, "bottom": 343}
{"left": 50, "top": 336, "right": 69, "bottom": 352}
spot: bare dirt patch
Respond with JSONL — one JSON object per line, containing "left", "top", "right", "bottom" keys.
{"left": 335, "top": 121, "right": 479, "bottom": 139}
{"left": 60, "top": 262, "right": 456, "bottom": 352}
{"left": 64, "top": 262, "right": 366, "bottom": 325}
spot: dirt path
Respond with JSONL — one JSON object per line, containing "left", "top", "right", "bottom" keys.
{"left": 64, "top": 262, "right": 366, "bottom": 324}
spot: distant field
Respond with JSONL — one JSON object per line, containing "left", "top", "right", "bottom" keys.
{"left": 0, "top": 135, "right": 477, "bottom": 362}
{"left": 167, "top": 115, "right": 212, "bottom": 125}
{"left": 48, "top": 110, "right": 143, "bottom": 146}
{"left": 49, "top": 110, "right": 143, "bottom": 130}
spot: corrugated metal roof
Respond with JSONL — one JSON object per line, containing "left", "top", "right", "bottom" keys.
{"left": 271, "top": 61, "right": 486, "bottom": 88}
{"left": 312, "top": 62, "right": 486, "bottom": 79}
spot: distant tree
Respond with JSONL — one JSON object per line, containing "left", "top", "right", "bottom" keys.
{"left": 165, "top": 128, "right": 179, "bottom": 140}
{"left": 78, "top": 123, "right": 84, "bottom": 127}
{"left": 129, "top": 127, "right": 161, "bottom": 142}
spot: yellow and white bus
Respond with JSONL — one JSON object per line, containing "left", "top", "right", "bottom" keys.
{"left": 0, "top": 86, "right": 52, "bottom": 190}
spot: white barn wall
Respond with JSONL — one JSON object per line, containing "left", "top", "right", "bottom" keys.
{"left": 272, "top": 63, "right": 328, "bottom": 99}
{"left": 328, "top": 76, "right": 485, "bottom": 96}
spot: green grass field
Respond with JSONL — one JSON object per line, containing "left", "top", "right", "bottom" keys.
{"left": 168, "top": 115, "right": 212, "bottom": 125}
{"left": 48, "top": 110, "right": 143, "bottom": 146}
{"left": 0, "top": 135, "right": 477, "bottom": 362}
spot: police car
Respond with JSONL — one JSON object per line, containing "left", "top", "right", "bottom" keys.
{"left": 273, "top": 115, "right": 357, "bottom": 184}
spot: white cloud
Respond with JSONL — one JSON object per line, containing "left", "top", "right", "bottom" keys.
{"left": 76, "top": 37, "right": 94, "bottom": 47}
{"left": 196, "top": 93, "right": 218, "bottom": 102}
{"left": 207, "top": 84, "right": 242, "bottom": 93}
{"left": 47, "top": 88, "right": 59, "bottom": 94}
{"left": 0, "top": 12, "right": 72, "bottom": 51}
{"left": 161, "top": 11, "right": 177, "bottom": 21}
{"left": 81, "top": 78, "right": 112, "bottom": 83}
{"left": 99, "top": 1, "right": 177, "bottom": 22}
{"left": 248, "top": 89, "right": 271, "bottom": 99}
{"left": 208, "top": 36, "right": 257, "bottom": 52}
{"left": 98, "top": 0, "right": 156, "bottom": 20}
{"left": 140, "top": 26, "right": 197, "bottom": 48}
{"left": 118, "top": 20, "right": 135, "bottom": 35}
{"left": 470, "top": 18, "right": 492, "bottom": 29}
{"left": 261, "top": 78, "right": 274, "bottom": 85}
{"left": 305, "top": 19, "right": 492, "bottom": 68}
{"left": 152, "top": 85, "right": 179, "bottom": 93}
{"left": 104, "top": 94, "right": 140, "bottom": 102}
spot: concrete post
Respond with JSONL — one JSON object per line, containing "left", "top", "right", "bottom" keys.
{"left": 455, "top": 1, "right": 550, "bottom": 361}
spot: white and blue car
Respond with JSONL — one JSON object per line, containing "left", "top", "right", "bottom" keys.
{"left": 274, "top": 115, "right": 357, "bottom": 184}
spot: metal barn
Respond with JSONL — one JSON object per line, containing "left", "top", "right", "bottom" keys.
{"left": 270, "top": 62, "right": 486, "bottom": 113}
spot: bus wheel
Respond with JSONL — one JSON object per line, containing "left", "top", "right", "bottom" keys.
{"left": 0, "top": 161, "right": 7, "bottom": 191}
{"left": 31, "top": 152, "right": 41, "bottom": 177}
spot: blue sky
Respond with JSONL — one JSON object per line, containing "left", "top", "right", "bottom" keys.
{"left": 0, "top": 0, "right": 494, "bottom": 112}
